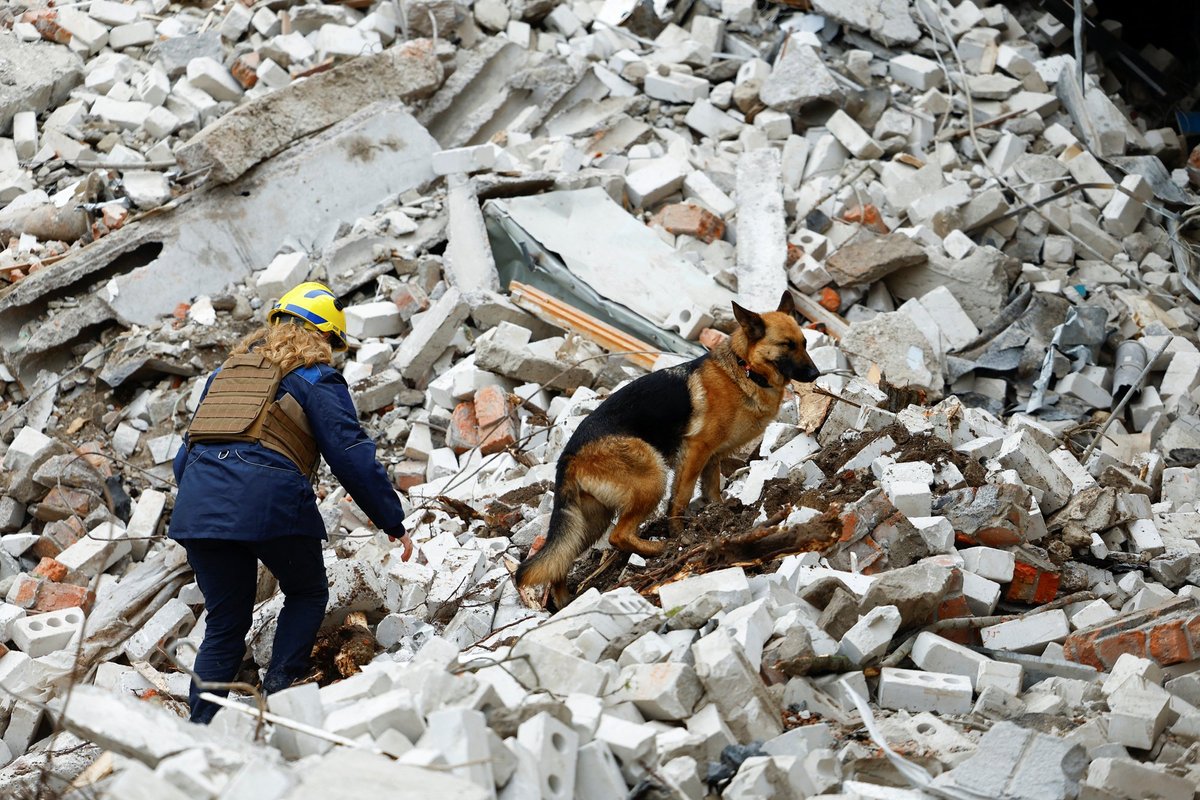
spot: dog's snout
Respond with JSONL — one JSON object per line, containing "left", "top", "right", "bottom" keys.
{"left": 797, "top": 363, "right": 820, "bottom": 383}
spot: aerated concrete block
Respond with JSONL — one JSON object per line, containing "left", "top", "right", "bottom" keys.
{"left": 878, "top": 667, "right": 973, "bottom": 714}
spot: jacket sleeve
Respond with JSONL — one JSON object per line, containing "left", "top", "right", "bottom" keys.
{"left": 304, "top": 369, "right": 406, "bottom": 533}
{"left": 174, "top": 370, "right": 219, "bottom": 485}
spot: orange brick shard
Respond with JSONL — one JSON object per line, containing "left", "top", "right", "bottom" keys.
{"left": 1148, "top": 620, "right": 1191, "bottom": 665}
{"left": 391, "top": 460, "right": 427, "bottom": 491}
{"left": 1005, "top": 561, "right": 1060, "bottom": 605}
{"left": 650, "top": 203, "right": 726, "bottom": 244}
{"left": 1064, "top": 597, "right": 1199, "bottom": 669}
{"left": 446, "top": 402, "right": 480, "bottom": 454}
{"left": 474, "top": 386, "right": 517, "bottom": 455}
{"left": 33, "top": 558, "right": 68, "bottom": 583}
{"left": 699, "top": 328, "right": 729, "bottom": 350}
{"left": 8, "top": 575, "right": 94, "bottom": 613}
{"left": 231, "top": 54, "right": 260, "bottom": 89}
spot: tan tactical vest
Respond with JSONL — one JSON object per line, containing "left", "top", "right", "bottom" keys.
{"left": 187, "top": 353, "right": 320, "bottom": 476}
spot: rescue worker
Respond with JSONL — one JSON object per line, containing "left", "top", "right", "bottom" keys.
{"left": 170, "top": 281, "right": 411, "bottom": 724}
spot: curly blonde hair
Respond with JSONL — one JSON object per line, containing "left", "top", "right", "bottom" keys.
{"left": 233, "top": 322, "right": 333, "bottom": 373}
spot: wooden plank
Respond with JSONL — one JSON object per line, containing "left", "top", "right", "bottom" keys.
{"left": 791, "top": 291, "right": 849, "bottom": 339}
{"left": 508, "top": 281, "right": 662, "bottom": 370}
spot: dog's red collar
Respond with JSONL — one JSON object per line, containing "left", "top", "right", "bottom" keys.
{"left": 737, "top": 358, "right": 772, "bottom": 388}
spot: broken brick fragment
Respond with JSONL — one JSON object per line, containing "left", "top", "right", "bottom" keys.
{"left": 231, "top": 53, "right": 261, "bottom": 89}
{"left": 391, "top": 460, "right": 427, "bottom": 491}
{"left": 841, "top": 203, "right": 889, "bottom": 234}
{"left": 33, "top": 557, "right": 69, "bottom": 582}
{"left": 32, "top": 486, "right": 93, "bottom": 523}
{"left": 1063, "top": 597, "right": 1200, "bottom": 669}
{"left": 475, "top": 385, "right": 518, "bottom": 455}
{"left": 699, "top": 328, "right": 729, "bottom": 350}
{"left": 8, "top": 574, "right": 95, "bottom": 613}
{"left": 650, "top": 203, "right": 725, "bottom": 243}
{"left": 446, "top": 401, "right": 480, "bottom": 454}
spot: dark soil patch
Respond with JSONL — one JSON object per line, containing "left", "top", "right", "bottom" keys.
{"left": 810, "top": 423, "right": 987, "bottom": 488}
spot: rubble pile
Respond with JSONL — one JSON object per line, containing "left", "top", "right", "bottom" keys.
{"left": 1, "top": 0, "right": 1200, "bottom": 796}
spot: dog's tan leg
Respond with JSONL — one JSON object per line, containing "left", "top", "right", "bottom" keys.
{"left": 668, "top": 440, "right": 715, "bottom": 533}
{"left": 700, "top": 455, "right": 722, "bottom": 504}
{"left": 571, "top": 437, "right": 668, "bottom": 557}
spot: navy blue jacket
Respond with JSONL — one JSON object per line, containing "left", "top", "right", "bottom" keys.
{"left": 169, "top": 362, "right": 406, "bottom": 541}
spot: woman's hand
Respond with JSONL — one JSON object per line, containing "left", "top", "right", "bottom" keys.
{"left": 387, "top": 532, "right": 414, "bottom": 561}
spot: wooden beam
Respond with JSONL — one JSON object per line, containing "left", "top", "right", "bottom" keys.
{"left": 790, "top": 290, "right": 850, "bottom": 339}
{"left": 508, "top": 281, "right": 662, "bottom": 370}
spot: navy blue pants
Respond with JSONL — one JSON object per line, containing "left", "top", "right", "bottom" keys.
{"left": 182, "top": 536, "right": 328, "bottom": 724}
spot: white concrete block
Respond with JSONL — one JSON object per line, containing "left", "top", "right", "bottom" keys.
{"left": 125, "top": 597, "right": 196, "bottom": 663}
{"left": 890, "top": 54, "right": 942, "bottom": 90}
{"left": 958, "top": 547, "right": 1015, "bottom": 582}
{"left": 911, "top": 631, "right": 990, "bottom": 688}
{"left": 1069, "top": 599, "right": 1116, "bottom": 631}
{"left": 56, "top": 522, "right": 130, "bottom": 576}
{"left": 518, "top": 712, "right": 578, "bottom": 800}
{"left": 91, "top": 97, "right": 152, "bottom": 130}
{"left": 12, "top": 113, "right": 37, "bottom": 162}
{"left": 625, "top": 158, "right": 688, "bottom": 207}
{"left": 976, "top": 660, "right": 1023, "bottom": 697}
{"left": 255, "top": 252, "right": 310, "bottom": 300}
{"left": 432, "top": 143, "right": 499, "bottom": 176}
{"left": 1102, "top": 173, "right": 1153, "bottom": 238}
{"left": 825, "top": 109, "right": 884, "bottom": 159}
{"left": 838, "top": 605, "right": 901, "bottom": 666}
{"left": 657, "top": 567, "right": 750, "bottom": 611}
{"left": 644, "top": 71, "right": 709, "bottom": 103}
{"left": 186, "top": 57, "right": 244, "bottom": 103}
{"left": 11, "top": 607, "right": 84, "bottom": 657}
{"left": 980, "top": 609, "right": 1070, "bottom": 653}
{"left": 886, "top": 481, "right": 932, "bottom": 518}
{"left": 345, "top": 301, "right": 403, "bottom": 339}
{"left": 878, "top": 667, "right": 973, "bottom": 714}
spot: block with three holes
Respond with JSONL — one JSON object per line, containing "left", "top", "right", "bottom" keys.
{"left": 878, "top": 667, "right": 974, "bottom": 715}
{"left": 11, "top": 607, "right": 84, "bottom": 657}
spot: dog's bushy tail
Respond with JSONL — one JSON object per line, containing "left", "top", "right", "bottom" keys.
{"left": 514, "top": 461, "right": 595, "bottom": 601}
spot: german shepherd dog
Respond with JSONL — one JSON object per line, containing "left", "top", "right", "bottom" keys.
{"left": 514, "top": 292, "right": 820, "bottom": 607}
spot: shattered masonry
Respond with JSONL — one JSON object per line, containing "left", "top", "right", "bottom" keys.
{"left": 1, "top": 0, "right": 1200, "bottom": 798}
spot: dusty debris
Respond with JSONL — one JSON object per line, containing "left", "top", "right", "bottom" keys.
{"left": 2, "top": 0, "right": 1200, "bottom": 798}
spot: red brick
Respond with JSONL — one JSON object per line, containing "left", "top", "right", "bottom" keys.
{"left": 31, "top": 518, "right": 86, "bottom": 560}
{"left": 7, "top": 575, "right": 94, "bottom": 613}
{"left": 1004, "top": 561, "right": 1060, "bottom": 605}
{"left": 32, "top": 486, "right": 93, "bottom": 522}
{"left": 8, "top": 575, "right": 39, "bottom": 609}
{"left": 1064, "top": 633, "right": 1100, "bottom": 669}
{"left": 1095, "top": 630, "right": 1147, "bottom": 669}
{"left": 841, "top": 203, "right": 889, "bottom": 233}
{"left": 699, "top": 328, "right": 729, "bottom": 350}
{"left": 33, "top": 12, "right": 72, "bottom": 44}
{"left": 231, "top": 53, "right": 260, "bottom": 89}
{"left": 475, "top": 386, "right": 517, "bottom": 455}
{"left": 33, "top": 558, "right": 68, "bottom": 582}
{"left": 391, "top": 283, "right": 430, "bottom": 319}
{"left": 446, "top": 401, "right": 480, "bottom": 454}
{"left": 650, "top": 203, "right": 725, "bottom": 243}
{"left": 786, "top": 242, "right": 805, "bottom": 266}
{"left": 75, "top": 441, "right": 113, "bottom": 478}
{"left": 1148, "top": 620, "right": 1192, "bottom": 665}
{"left": 392, "top": 460, "right": 427, "bottom": 491}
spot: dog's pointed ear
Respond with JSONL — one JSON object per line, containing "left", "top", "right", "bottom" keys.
{"left": 732, "top": 301, "right": 766, "bottom": 341}
{"left": 778, "top": 291, "right": 796, "bottom": 315}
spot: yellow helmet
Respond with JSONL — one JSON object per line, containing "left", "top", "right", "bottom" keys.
{"left": 268, "top": 282, "right": 349, "bottom": 351}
